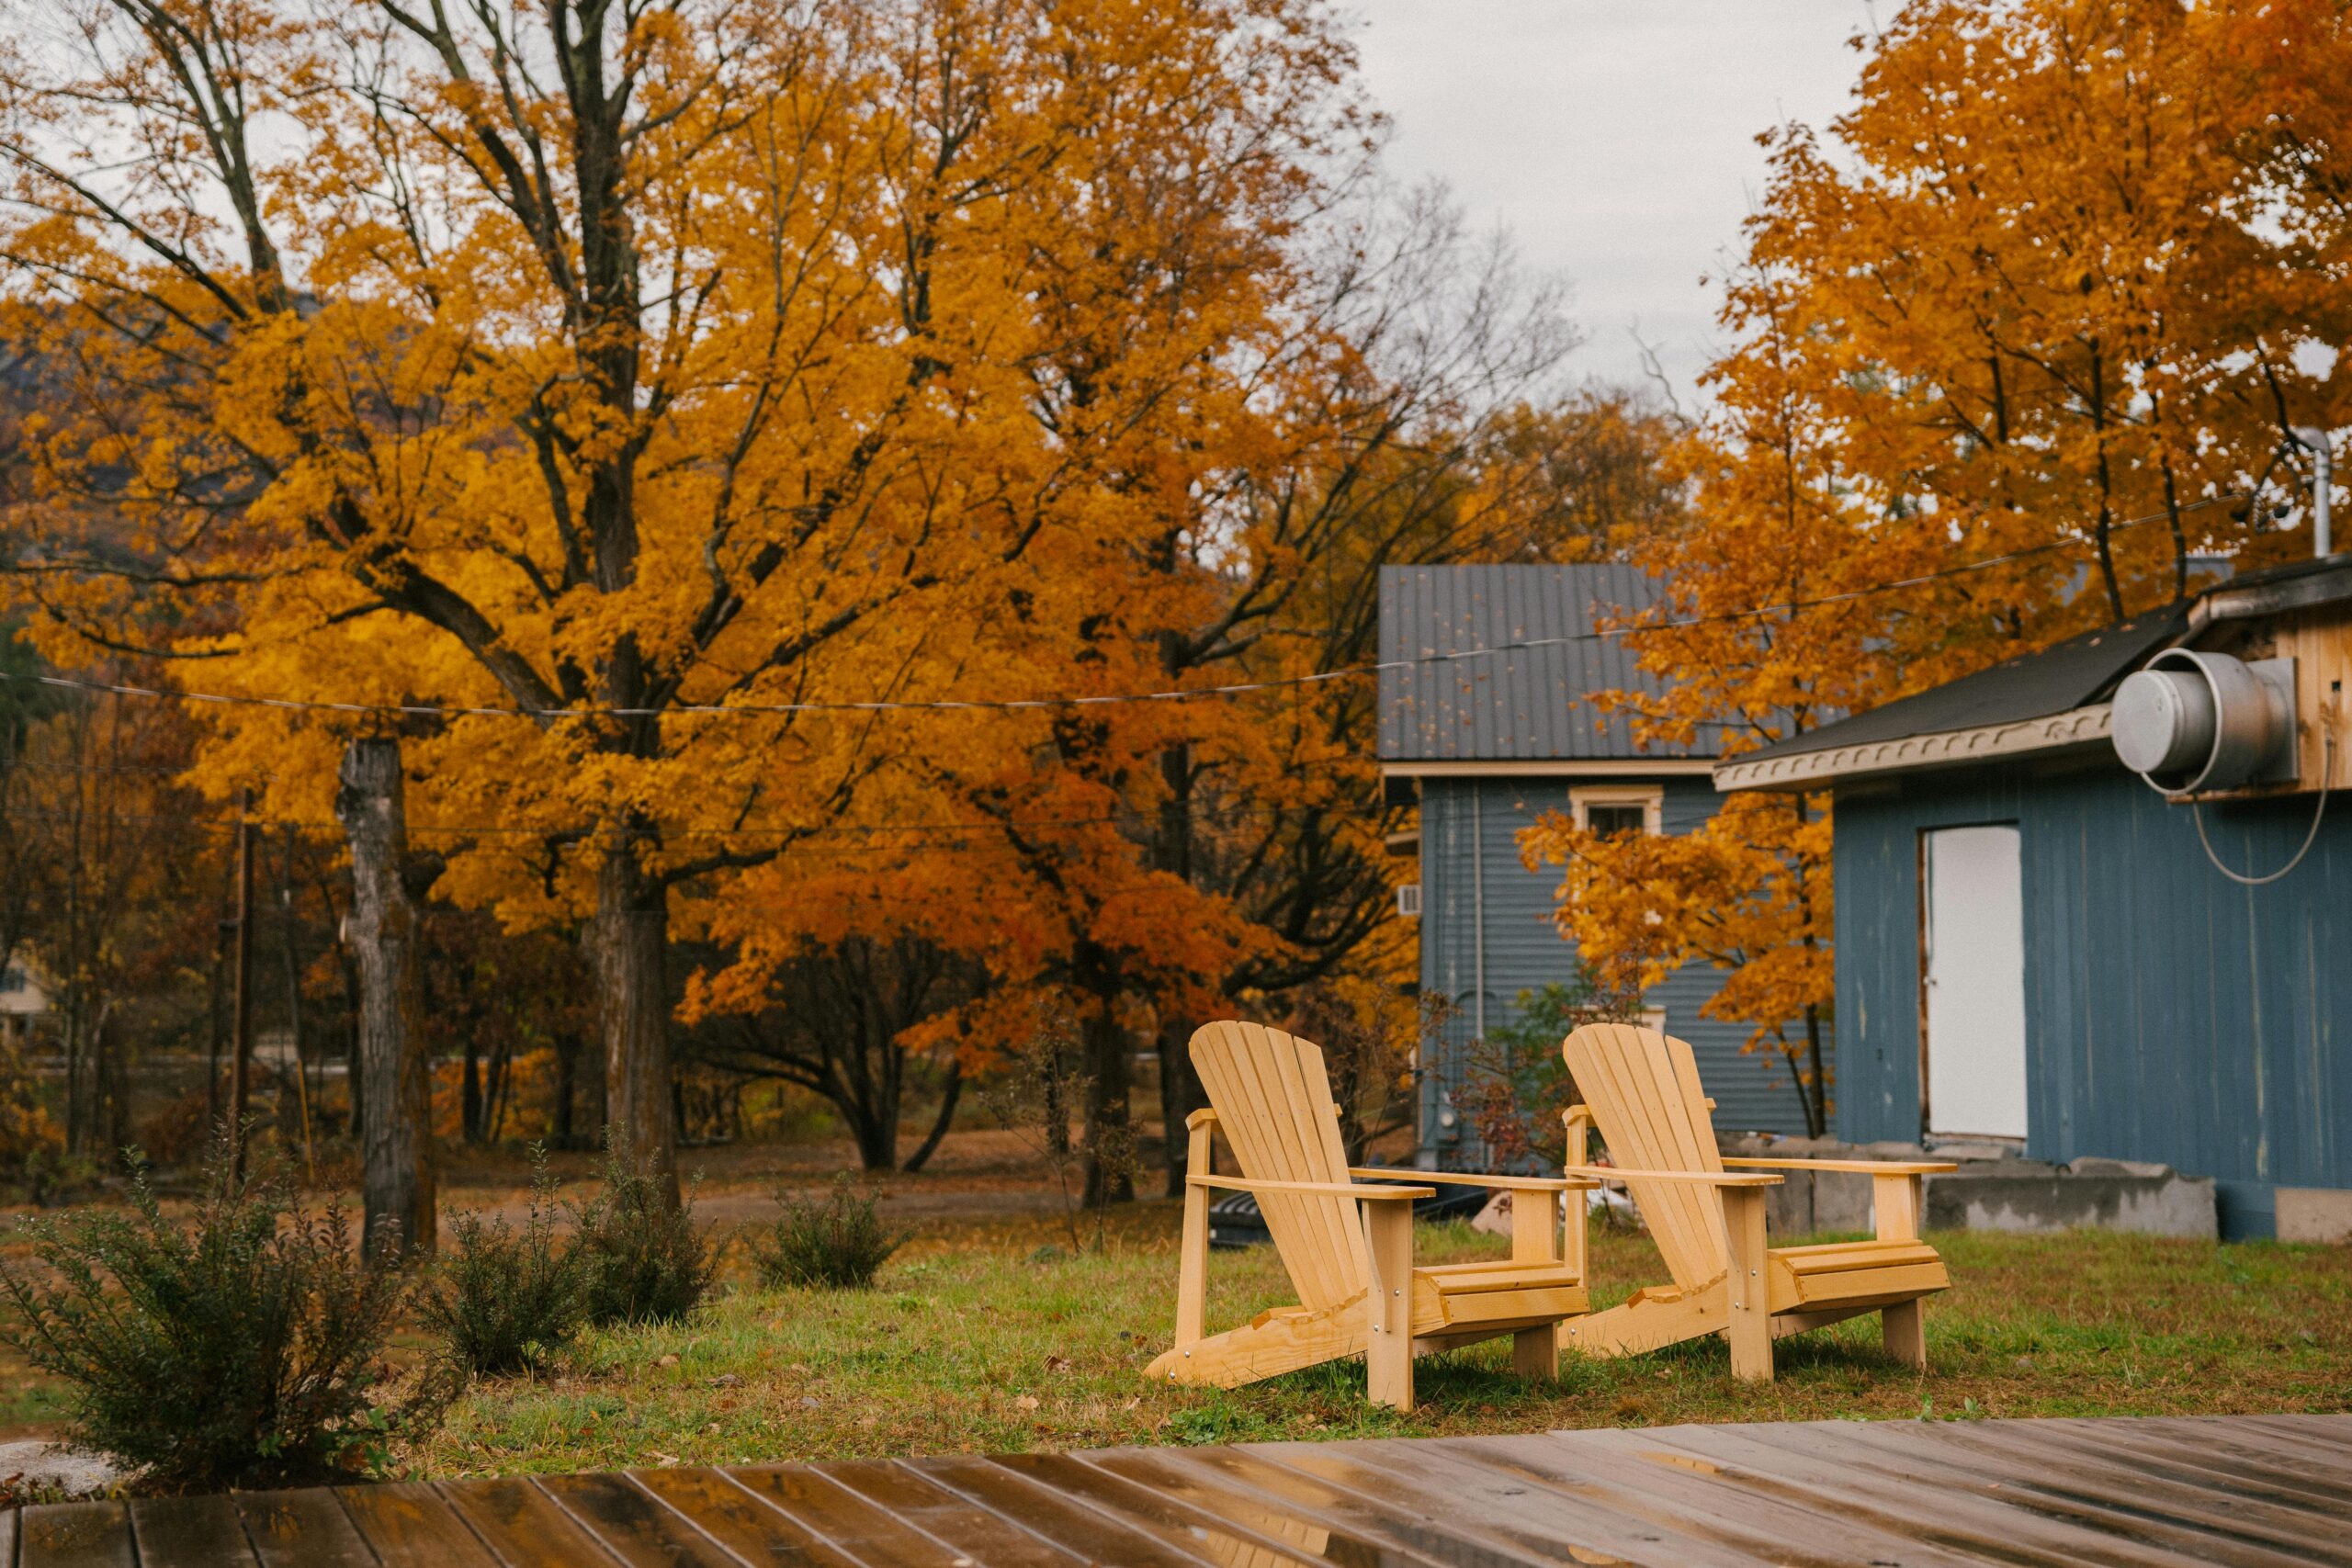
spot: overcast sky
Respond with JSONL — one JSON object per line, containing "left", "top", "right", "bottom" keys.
{"left": 1352, "top": 2, "right": 1878, "bottom": 403}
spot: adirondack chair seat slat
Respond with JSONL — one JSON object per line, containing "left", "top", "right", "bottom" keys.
{"left": 1149, "top": 1021, "right": 1589, "bottom": 1410}
{"left": 1562, "top": 1021, "right": 1955, "bottom": 1382}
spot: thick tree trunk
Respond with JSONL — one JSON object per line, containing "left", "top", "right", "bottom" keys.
{"left": 850, "top": 1101, "right": 896, "bottom": 1171}
{"left": 1080, "top": 1000, "right": 1134, "bottom": 1207}
{"left": 593, "top": 840, "right": 676, "bottom": 1203}
{"left": 335, "top": 738, "right": 435, "bottom": 1261}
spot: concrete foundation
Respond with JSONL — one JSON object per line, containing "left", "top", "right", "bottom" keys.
{"left": 2278, "top": 1186, "right": 2352, "bottom": 1244}
{"left": 1722, "top": 1136, "right": 2219, "bottom": 1240}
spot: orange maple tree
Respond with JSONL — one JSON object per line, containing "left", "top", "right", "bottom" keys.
{"left": 1530, "top": 0, "right": 2352, "bottom": 1136}
{"left": 0, "top": 0, "right": 1385, "bottom": 1194}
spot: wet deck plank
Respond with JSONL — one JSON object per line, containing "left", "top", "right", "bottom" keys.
{"left": 6, "top": 1414, "right": 2351, "bottom": 1567}
{"left": 124, "top": 1495, "right": 260, "bottom": 1568}
{"left": 16, "top": 1500, "right": 133, "bottom": 1568}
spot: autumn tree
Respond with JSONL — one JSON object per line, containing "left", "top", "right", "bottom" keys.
{"left": 1530, "top": 0, "right": 2349, "bottom": 1134}
{"left": 0, "top": 0, "right": 1388, "bottom": 1200}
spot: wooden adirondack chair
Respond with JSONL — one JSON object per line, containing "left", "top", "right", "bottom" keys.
{"left": 1559, "top": 1022, "right": 1957, "bottom": 1382}
{"left": 1145, "top": 1021, "right": 1592, "bottom": 1411}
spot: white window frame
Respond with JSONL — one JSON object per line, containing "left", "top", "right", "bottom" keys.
{"left": 1569, "top": 784, "right": 1664, "bottom": 836}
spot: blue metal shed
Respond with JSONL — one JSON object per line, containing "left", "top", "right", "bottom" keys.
{"left": 1379, "top": 565, "right": 1823, "bottom": 1167}
{"left": 1718, "top": 558, "right": 2352, "bottom": 1238}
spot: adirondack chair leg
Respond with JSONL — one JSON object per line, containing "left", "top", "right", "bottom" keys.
{"left": 1363, "top": 1201, "right": 1413, "bottom": 1411}
{"left": 1882, "top": 1299, "right": 1927, "bottom": 1371}
{"left": 1721, "top": 1186, "right": 1772, "bottom": 1382}
{"left": 1510, "top": 1182, "right": 1561, "bottom": 1380}
{"left": 1560, "top": 1106, "right": 1590, "bottom": 1288}
{"left": 1174, "top": 1113, "right": 1216, "bottom": 1348}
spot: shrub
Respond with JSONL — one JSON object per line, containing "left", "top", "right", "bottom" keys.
{"left": 0, "top": 1138, "right": 447, "bottom": 1491}
{"left": 421, "top": 1146, "right": 585, "bottom": 1376}
{"left": 0, "top": 1038, "right": 62, "bottom": 1191}
{"left": 749, "top": 1174, "right": 907, "bottom": 1290}
{"left": 572, "top": 1145, "right": 717, "bottom": 1326}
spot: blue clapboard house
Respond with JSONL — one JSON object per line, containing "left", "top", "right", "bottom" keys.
{"left": 1716, "top": 554, "right": 2352, "bottom": 1240}
{"left": 1377, "top": 564, "right": 1824, "bottom": 1168}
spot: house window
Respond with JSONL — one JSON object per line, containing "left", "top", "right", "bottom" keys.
{"left": 1570, "top": 784, "right": 1664, "bottom": 837}
{"left": 0, "top": 966, "right": 22, "bottom": 992}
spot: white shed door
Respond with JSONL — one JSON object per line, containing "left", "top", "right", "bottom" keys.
{"left": 1922, "top": 824, "right": 2030, "bottom": 1140}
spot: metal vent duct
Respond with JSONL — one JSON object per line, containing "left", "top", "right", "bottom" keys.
{"left": 2112, "top": 649, "right": 2296, "bottom": 795}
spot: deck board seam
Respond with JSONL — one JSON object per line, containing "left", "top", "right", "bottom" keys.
{"left": 706, "top": 1469, "right": 876, "bottom": 1568}
{"left": 1022, "top": 1455, "right": 1319, "bottom": 1568}
{"left": 614, "top": 1471, "right": 764, "bottom": 1568}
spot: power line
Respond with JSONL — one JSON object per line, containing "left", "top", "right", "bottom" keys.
{"left": 0, "top": 491, "right": 2246, "bottom": 721}
{"left": 0, "top": 798, "right": 1321, "bottom": 842}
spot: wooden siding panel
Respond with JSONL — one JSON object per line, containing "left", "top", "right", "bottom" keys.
{"left": 1418, "top": 776, "right": 1820, "bottom": 1163}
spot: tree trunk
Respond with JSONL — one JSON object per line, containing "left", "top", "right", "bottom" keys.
{"left": 1151, "top": 732, "right": 1201, "bottom": 1196}
{"left": 1156, "top": 1017, "right": 1204, "bottom": 1197}
{"left": 593, "top": 839, "right": 676, "bottom": 1203}
{"left": 335, "top": 737, "right": 435, "bottom": 1261}
{"left": 1080, "top": 999, "right": 1134, "bottom": 1207}
{"left": 461, "top": 1032, "right": 484, "bottom": 1145}
{"left": 850, "top": 1100, "right": 896, "bottom": 1170}
{"left": 552, "top": 1030, "right": 579, "bottom": 1149}
{"left": 1801, "top": 1003, "right": 1829, "bottom": 1139}
{"left": 902, "top": 1059, "right": 962, "bottom": 1174}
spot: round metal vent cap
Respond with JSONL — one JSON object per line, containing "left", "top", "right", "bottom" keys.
{"left": 2110, "top": 649, "right": 2290, "bottom": 794}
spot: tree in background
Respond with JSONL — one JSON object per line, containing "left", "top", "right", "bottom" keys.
{"left": 1528, "top": 0, "right": 2352, "bottom": 1135}
{"left": 0, "top": 0, "right": 1378, "bottom": 1199}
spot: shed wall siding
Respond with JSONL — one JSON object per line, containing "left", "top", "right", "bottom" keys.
{"left": 1834, "top": 756, "right": 2352, "bottom": 1236}
{"left": 1417, "top": 775, "right": 1821, "bottom": 1164}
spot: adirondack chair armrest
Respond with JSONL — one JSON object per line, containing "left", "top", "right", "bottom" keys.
{"left": 1347, "top": 1168, "right": 1599, "bottom": 1191}
{"left": 1187, "top": 1175, "right": 1434, "bottom": 1200}
{"left": 1723, "top": 1157, "right": 1957, "bottom": 1175}
{"left": 1561, "top": 1164, "right": 1782, "bottom": 1186}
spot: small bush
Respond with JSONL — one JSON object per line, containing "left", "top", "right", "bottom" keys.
{"left": 0, "top": 1137, "right": 447, "bottom": 1491}
{"left": 0, "top": 1038, "right": 62, "bottom": 1195}
{"left": 572, "top": 1145, "right": 717, "bottom": 1326}
{"left": 421, "top": 1146, "right": 585, "bottom": 1376}
{"left": 749, "top": 1174, "right": 907, "bottom": 1290}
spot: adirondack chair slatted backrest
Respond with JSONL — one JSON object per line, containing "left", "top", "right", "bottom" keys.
{"left": 1564, "top": 1022, "right": 1730, "bottom": 1289}
{"left": 1191, "top": 1021, "right": 1371, "bottom": 1311}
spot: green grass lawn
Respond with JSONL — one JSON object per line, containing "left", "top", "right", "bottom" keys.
{"left": 416, "top": 1203, "right": 2352, "bottom": 1480}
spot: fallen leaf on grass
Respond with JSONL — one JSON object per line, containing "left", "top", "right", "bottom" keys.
{"left": 1014, "top": 1394, "right": 1041, "bottom": 1412}
{"left": 1044, "top": 1356, "right": 1073, "bottom": 1374}
{"left": 656, "top": 1353, "right": 682, "bottom": 1368}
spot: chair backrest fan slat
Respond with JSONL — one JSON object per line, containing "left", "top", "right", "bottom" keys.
{"left": 1190, "top": 1021, "right": 1369, "bottom": 1310}
{"left": 1564, "top": 1022, "right": 1730, "bottom": 1289}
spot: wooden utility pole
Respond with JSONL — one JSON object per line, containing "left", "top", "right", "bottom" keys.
{"left": 228, "top": 787, "right": 256, "bottom": 1183}
{"left": 335, "top": 738, "right": 435, "bottom": 1260}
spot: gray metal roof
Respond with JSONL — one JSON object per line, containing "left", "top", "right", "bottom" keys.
{"left": 1377, "top": 564, "right": 1724, "bottom": 761}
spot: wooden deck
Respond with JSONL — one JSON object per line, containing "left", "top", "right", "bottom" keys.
{"left": 6, "top": 1414, "right": 2349, "bottom": 1566}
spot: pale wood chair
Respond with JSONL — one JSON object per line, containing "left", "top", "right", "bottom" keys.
{"left": 1145, "top": 1020, "right": 1592, "bottom": 1411}
{"left": 1559, "top": 1021, "right": 1957, "bottom": 1382}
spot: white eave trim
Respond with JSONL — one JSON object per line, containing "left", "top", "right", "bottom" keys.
{"left": 1711, "top": 703, "right": 2113, "bottom": 793}
{"left": 1380, "top": 758, "right": 1720, "bottom": 778}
